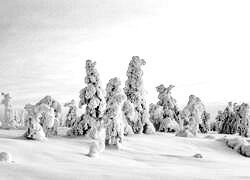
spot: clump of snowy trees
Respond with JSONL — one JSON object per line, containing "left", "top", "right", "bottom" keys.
{"left": 149, "top": 85, "right": 210, "bottom": 137}
{"left": 149, "top": 84, "right": 180, "bottom": 133}
{"left": 67, "top": 60, "right": 106, "bottom": 137}
{"left": 216, "top": 102, "right": 250, "bottom": 137}
{"left": 23, "top": 96, "right": 61, "bottom": 140}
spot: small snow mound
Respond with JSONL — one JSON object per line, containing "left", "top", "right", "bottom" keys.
{"left": 176, "top": 129, "right": 194, "bottom": 137}
{"left": 0, "top": 152, "right": 13, "bottom": 163}
{"left": 193, "top": 153, "right": 203, "bottom": 158}
{"left": 88, "top": 141, "right": 99, "bottom": 158}
{"left": 226, "top": 137, "right": 246, "bottom": 149}
{"left": 224, "top": 137, "right": 250, "bottom": 157}
{"left": 204, "top": 135, "right": 215, "bottom": 139}
{"left": 240, "top": 144, "right": 250, "bottom": 157}
{"left": 106, "top": 142, "right": 121, "bottom": 150}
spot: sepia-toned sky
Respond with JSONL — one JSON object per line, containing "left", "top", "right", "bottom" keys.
{"left": 0, "top": 0, "right": 250, "bottom": 112}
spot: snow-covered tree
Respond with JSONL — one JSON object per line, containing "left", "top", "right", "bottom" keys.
{"left": 103, "top": 77, "right": 126, "bottom": 147}
{"left": 36, "top": 96, "right": 61, "bottom": 136}
{"left": 68, "top": 60, "right": 106, "bottom": 137}
{"left": 216, "top": 102, "right": 237, "bottom": 134}
{"left": 123, "top": 56, "right": 155, "bottom": 134}
{"left": 237, "top": 103, "right": 250, "bottom": 137}
{"left": 64, "top": 99, "right": 77, "bottom": 128}
{"left": 199, "top": 111, "right": 210, "bottom": 133}
{"left": 178, "top": 95, "right": 208, "bottom": 136}
{"left": 149, "top": 84, "right": 180, "bottom": 132}
{"left": 23, "top": 95, "right": 61, "bottom": 139}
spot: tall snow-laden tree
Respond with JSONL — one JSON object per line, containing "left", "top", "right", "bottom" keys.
{"left": 68, "top": 60, "right": 106, "bottom": 137}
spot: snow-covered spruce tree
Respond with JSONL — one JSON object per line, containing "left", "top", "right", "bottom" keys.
{"left": 121, "top": 100, "right": 136, "bottom": 136}
{"left": 0, "top": 93, "right": 17, "bottom": 129}
{"left": 64, "top": 100, "right": 77, "bottom": 128}
{"left": 149, "top": 84, "right": 180, "bottom": 132}
{"left": 103, "top": 77, "right": 127, "bottom": 147}
{"left": 199, "top": 111, "right": 210, "bottom": 133}
{"left": 216, "top": 102, "right": 237, "bottom": 134}
{"left": 149, "top": 103, "right": 164, "bottom": 130}
{"left": 215, "top": 110, "right": 224, "bottom": 132}
{"left": 123, "top": 56, "right": 155, "bottom": 134}
{"left": 236, "top": 103, "right": 250, "bottom": 137}
{"left": 68, "top": 60, "right": 106, "bottom": 137}
{"left": 177, "top": 95, "right": 208, "bottom": 136}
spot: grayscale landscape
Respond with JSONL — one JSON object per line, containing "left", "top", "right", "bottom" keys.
{"left": 0, "top": 0, "right": 250, "bottom": 179}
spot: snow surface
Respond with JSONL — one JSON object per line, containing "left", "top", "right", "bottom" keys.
{"left": 0, "top": 128, "right": 250, "bottom": 180}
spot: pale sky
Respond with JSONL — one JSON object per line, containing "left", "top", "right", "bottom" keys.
{"left": 0, "top": 0, "right": 250, "bottom": 116}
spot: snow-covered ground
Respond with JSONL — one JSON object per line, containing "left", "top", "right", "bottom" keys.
{"left": 0, "top": 128, "right": 250, "bottom": 180}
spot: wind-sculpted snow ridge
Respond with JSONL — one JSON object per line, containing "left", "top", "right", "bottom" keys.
{"left": 23, "top": 96, "right": 61, "bottom": 140}
{"left": 67, "top": 60, "right": 106, "bottom": 137}
{"left": 216, "top": 102, "right": 250, "bottom": 137}
{"left": 177, "top": 95, "right": 210, "bottom": 137}
{"left": 64, "top": 100, "right": 77, "bottom": 128}
{"left": 123, "top": 56, "right": 155, "bottom": 134}
{"left": 149, "top": 84, "right": 180, "bottom": 133}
